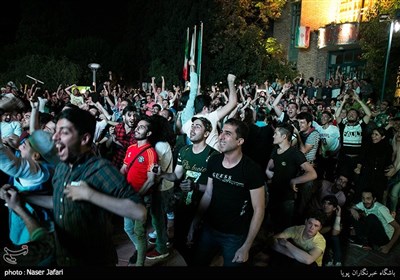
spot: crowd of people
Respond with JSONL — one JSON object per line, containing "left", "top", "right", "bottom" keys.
{"left": 0, "top": 64, "right": 399, "bottom": 267}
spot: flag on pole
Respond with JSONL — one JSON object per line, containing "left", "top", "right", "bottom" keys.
{"left": 197, "top": 22, "right": 203, "bottom": 91}
{"left": 295, "top": 26, "right": 310, "bottom": 48}
{"left": 182, "top": 27, "right": 189, "bottom": 81}
{"left": 190, "top": 25, "right": 197, "bottom": 65}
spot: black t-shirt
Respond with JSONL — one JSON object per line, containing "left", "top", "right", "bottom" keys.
{"left": 205, "top": 154, "right": 265, "bottom": 235}
{"left": 269, "top": 146, "right": 307, "bottom": 202}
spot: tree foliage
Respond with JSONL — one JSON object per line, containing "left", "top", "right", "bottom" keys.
{"left": 1, "top": 0, "right": 294, "bottom": 90}
{"left": 0, "top": 55, "right": 81, "bottom": 90}
{"left": 359, "top": 0, "right": 400, "bottom": 99}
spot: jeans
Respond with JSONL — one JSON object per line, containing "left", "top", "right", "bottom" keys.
{"left": 150, "top": 189, "right": 173, "bottom": 255}
{"left": 388, "top": 181, "right": 400, "bottom": 213}
{"left": 324, "top": 234, "right": 342, "bottom": 264}
{"left": 193, "top": 224, "right": 246, "bottom": 267}
{"left": 124, "top": 217, "right": 146, "bottom": 266}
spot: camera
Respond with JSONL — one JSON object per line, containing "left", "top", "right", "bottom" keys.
{"left": 152, "top": 165, "right": 159, "bottom": 173}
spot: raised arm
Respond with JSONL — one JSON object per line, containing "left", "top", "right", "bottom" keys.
{"left": 161, "top": 76, "right": 165, "bottom": 93}
{"left": 353, "top": 93, "right": 372, "bottom": 124}
{"left": 216, "top": 74, "right": 238, "bottom": 121}
{"left": 64, "top": 84, "right": 76, "bottom": 96}
{"left": 29, "top": 97, "right": 40, "bottom": 132}
{"left": 335, "top": 94, "right": 348, "bottom": 124}
{"left": 272, "top": 83, "right": 290, "bottom": 118}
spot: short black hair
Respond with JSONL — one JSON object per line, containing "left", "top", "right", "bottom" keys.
{"left": 56, "top": 108, "right": 96, "bottom": 143}
{"left": 306, "top": 209, "right": 326, "bottom": 226}
{"left": 297, "top": 112, "right": 313, "bottom": 123}
{"left": 276, "top": 123, "right": 294, "bottom": 140}
{"left": 224, "top": 118, "right": 249, "bottom": 142}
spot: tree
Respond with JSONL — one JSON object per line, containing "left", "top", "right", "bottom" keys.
{"left": 359, "top": 0, "right": 400, "bottom": 100}
{"left": 0, "top": 55, "right": 81, "bottom": 90}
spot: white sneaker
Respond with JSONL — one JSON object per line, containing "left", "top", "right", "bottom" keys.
{"left": 167, "top": 212, "right": 175, "bottom": 220}
{"left": 326, "top": 261, "right": 334, "bottom": 267}
{"left": 148, "top": 230, "right": 157, "bottom": 239}
{"left": 335, "top": 262, "right": 342, "bottom": 267}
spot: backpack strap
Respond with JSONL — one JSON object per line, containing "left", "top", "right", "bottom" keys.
{"left": 126, "top": 144, "right": 152, "bottom": 175}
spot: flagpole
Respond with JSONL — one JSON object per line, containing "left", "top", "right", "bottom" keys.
{"left": 197, "top": 22, "right": 203, "bottom": 95}
{"left": 191, "top": 25, "right": 197, "bottom": 63}
{"left": 183, "top": 27, "right": 190, "bottom": 81}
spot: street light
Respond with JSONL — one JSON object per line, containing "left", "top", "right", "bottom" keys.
{"left": 88, "top": 63, "right": 101, "bottom": 91}
{"left": 380, "top": 12, "right": 400, "bottom": 101}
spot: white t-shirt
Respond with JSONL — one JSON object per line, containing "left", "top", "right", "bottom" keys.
{"left": 313, "top": 122, "right": 340, "bottom": 157}
{"left": 355, "top": 201, "right": 395, "bottom": 239}
{"left": 182, "top": 111, "right": 220, "bottom": 151}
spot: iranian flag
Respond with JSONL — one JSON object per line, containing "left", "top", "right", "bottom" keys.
{"left": 295, "top": 26, "right": 310, "bottom": 48}
{"left": 182, "top": 27, "right": 189, "bottom": 81}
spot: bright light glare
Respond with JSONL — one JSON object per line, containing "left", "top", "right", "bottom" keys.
{"left": 394, "top": 21, "right": 400, "bottom": 33}
{"left": 88, "top": 63, "right": 101, "bottom": 70}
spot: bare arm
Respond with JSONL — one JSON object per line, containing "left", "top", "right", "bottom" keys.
{"left": 29, "top": 98, "right": 40, "bottom": 132}
{"left": 137, "top": 171, "right": 155, "bottom": 196}
{"left": 290, "top": 162, "right": 317, "bottom": 185}
{"left": 187, "top": 177, "right": 213, "bottom": 243}
{"left": 335, "top": 94, "right": 348, "bottom": 123}
{"left": 379, "top": 219, "right": 400, "bottom": 254}
{"left": 161, "top": 76, "right": 165, "bottom": 93}
{"left": 232, "top": 186, "right": 265, "bottom": 263}
{"left": 353, "top": 93, "right": 372, "bottom": 124}
{"left": 216, "top": 74, "right": 238, "bottom": 121}
{"left": 160, "top": 164, "right": 184, "bottom": 182}
{"left": 95, "top": 101, "right": 112, "bottom": 120}
{"left": 64, "top": 84, "right": 76, "bottom": 95}
{"left": 272, "top": 83, "right": 290, "bottom": 118}
{"left": 265, "top": 159, "right": 275, "bottom": 179}
{"left": 4, "top": 189, "right": 42, "bottom": 235}
{"left": 273, "top": 237, "right": 323, "bottom": 265}
{"left": 23, "top": 194, "right": 54, "bottom": 209}
{"left": 63, "top": 181, "right": 147, "bottom": 223}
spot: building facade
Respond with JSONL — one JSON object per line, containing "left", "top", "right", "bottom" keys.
{"left": 274, "top": 0, "right": 376, "bottom": 82}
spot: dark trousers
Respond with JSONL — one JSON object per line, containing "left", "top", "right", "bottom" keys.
{"left": 353, "top": 213, "right": 390, "bottom": 246}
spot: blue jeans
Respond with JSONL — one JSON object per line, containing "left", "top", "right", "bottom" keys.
{"left": 193, "top": 224, "right": 246, "bottom": 267}
{"left": 124, "top": 217, "right": 146, "bottom": 266}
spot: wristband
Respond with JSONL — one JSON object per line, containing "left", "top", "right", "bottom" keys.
{"left": 333, "top": 216, "right": 341, "bottom": 231}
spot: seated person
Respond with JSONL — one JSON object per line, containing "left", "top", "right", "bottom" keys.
{"left": 349, "top": 188, "right": 400, "bottom": 253}
{"left": 309, "top": 172, "right": 349, "bottom": 212}
{"left": 271, "top": 210, "right": 326, "bottom": 267}
{"left": 319, "top": 195, "right": 342, "bottom": 267}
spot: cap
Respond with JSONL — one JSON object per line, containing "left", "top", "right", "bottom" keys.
{"left": 191, "top": 116, "right": 212, "bottom": 132}
{"left": 6, "top": 81, "right": 17, "bottom": 90}
{"left": 321, "top": 195, "right": 338, "bottom": 207}
{"left": 29, "top": 130, "right": 60, "bottom": 165}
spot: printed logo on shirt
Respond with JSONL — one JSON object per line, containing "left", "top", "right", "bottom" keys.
{"left": 281, "top": 161, "right": 287, "bottom": 166}
{"left": 138, "top": 156, "right": 145, "bottom": 163}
